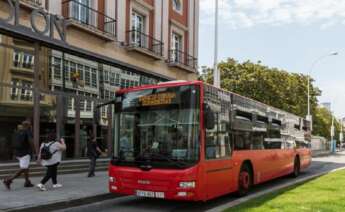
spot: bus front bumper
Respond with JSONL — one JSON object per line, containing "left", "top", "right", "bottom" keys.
{"left": 108, "top": 165, "right": 201, "bottom": 201}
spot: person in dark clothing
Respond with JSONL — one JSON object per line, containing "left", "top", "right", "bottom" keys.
{"left": 87, "top": 131, "right": 105, "bottom": 177}
{"left": 3, "top": 121, "right": 35, "bottom": 190}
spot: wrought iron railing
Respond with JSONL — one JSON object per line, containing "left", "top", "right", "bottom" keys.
{"left": 168, "top": 49, "right": 197, "bottom": 70}
{"left": 127, "top": 30, "right": 163, "bottom": 57}
{"left": 62, "top": 0, "right": 116, "bottom": 37}
{"left": 21, "top": 0, "right": 43, "bottom": 6}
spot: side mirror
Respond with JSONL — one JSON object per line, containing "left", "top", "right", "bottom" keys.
{"left": 204, "top": 103, "right": 215, "bottom": 130}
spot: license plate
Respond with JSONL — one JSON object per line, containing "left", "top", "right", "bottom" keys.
{"left": 136, "top": 190, "right": 165, "bottom": 198}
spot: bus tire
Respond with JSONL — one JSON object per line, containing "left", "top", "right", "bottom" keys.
{"left": 292, "top": 156, "right": 300, "bottom": 178}
{"left": 237, "top": 163, "right": 252, "bottom": 197}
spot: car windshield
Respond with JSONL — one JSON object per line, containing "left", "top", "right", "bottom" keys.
{"left": 114, "top": 85, "right": 200, "bottom": 169}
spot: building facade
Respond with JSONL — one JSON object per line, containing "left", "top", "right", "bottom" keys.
{"left": 0, "top": 0, "right": 199, "bottom": 161}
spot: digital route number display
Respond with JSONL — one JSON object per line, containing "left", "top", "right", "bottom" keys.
{"left": 139, "top": 92, "right": 177, "bottom": 106}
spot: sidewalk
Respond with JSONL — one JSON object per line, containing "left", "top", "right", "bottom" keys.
{"left": 0, "top": 171, "right": 112, "bottom": 211}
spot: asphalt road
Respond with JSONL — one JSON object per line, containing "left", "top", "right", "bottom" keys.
{"left": 59, "top": 152, "right": 345, "bottom": 212}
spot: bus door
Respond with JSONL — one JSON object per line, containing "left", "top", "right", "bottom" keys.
{"left": 204, "top": 112, "right": 235, "bottom": 199}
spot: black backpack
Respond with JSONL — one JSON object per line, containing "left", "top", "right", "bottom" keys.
{"left": 40, "top": 142, "right": 57, "bottom": 160}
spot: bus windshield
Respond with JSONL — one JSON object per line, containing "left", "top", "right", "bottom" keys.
{"left": 114, "top": 85, "right": 200, "bottom": 169}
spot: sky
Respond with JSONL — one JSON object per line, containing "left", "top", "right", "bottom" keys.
{"left": 198, "top": 0, "right": 345, "bottom": 119}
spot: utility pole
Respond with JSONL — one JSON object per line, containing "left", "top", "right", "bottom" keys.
{"left": 340, "top": 119, "right": 343, "bottom": 151}
{"left": 331, "top": 113, "right": 335, "bottom": 153}
{"left": 213, "top": 0, "right": 220, "bottom": 88}
{"left": 307, "top": 52, "right": 338, "bottom": 132}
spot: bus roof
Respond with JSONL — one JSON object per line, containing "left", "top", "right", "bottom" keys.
{"left": 116, "top": 80, "right": 308, "bottom": 123}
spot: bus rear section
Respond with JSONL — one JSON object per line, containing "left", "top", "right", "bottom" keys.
{"left": 108, "top": 81, "right": 311, "bottom": 201}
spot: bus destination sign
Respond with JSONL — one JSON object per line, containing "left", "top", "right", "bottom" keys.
{"left": 139, "top": 92, "right": 177, "bottom": 106}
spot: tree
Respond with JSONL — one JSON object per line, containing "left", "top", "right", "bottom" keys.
{"left": 199, "top": 58, "right": 338, "bottom": 139}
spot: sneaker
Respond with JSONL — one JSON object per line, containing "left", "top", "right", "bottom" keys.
{"left": 24, "top": 181, "right": 34, "bottom": 188}
{"left": 36, "top": 183, "right": 47, "bottom": 191}
{"left": 52, "top": 184, "right": 63, "bottom": 189}
{"left": 2, "top": 179, "right": 11, "bottom": 190}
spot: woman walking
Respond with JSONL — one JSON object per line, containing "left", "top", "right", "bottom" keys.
{"left": 87, "top": 130, "right": 105, "bottom": 177}
{"left": 36, "top": 132, "right": 66, "bottom": 191}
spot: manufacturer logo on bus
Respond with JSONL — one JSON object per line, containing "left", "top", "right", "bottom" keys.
{"left": 138, "top": 180, "right": 151, "bottom": 185}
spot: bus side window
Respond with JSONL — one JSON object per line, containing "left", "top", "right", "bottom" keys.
{"left": 234, "top": 131, "right": 251, "bottom": 150}
{"left": 206, "top": 113, "right": 218, "bottom": 159}
{"left": 205, "top": 113, "right": 232, "bottom": 159}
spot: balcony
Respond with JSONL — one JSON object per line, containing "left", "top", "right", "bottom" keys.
{"left": 62, "top": 0, "right": 116, "bottom": 40}
{"left": 126, "top": 30, "right": 164, "bottom": 60}
{"left": 168, "top": 50, "right": 197, "bottom": 72}
{"left": 21, "top": 0, "right": 43, "bottom": 6}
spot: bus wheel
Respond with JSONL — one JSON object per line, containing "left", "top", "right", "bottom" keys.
{"left": 237, "top": 164, "right": 252, "bottom": 197}
{"left": 292, "top": 157, "right": 300, "bottom": 178}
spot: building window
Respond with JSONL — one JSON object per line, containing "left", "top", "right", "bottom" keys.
{"left": 10, "top": 79, "right": 33, "bottom": 102}
{"left": 172, "top": 0, "right": 182, "bottom": 13}
{"left": 81, "top": 99, "right": 86, "bottom": 111}
{"left": 64, "top": 60, "right": 70, "bottom": 81}
{"left": 171, "top": 32, "right": 183, "bottom": 62}
{"left": 77, "top": 64, "right": 84, "bottom": 81}
{"left": 11, "top": 79, "right": 19, "bottom": 100}
{"left": 53, "top": 57, "right": 62, "bottom": 80}
{"left": 115, "top": 73, "right": 120, "bottom": 86}
{"left": 86, "top": 99, "right": 92, "bottom": 111}
{"left": 109, "top": 72, "right": 115, "bottom": 86}
{"left": 105, "top": 90, "right": 110, "bottom": 99}
{"left": 84, "top": 66, "right": 91, "bottom": 86}
{"left": 68, "top": 97, "right": 74, "bottom": 111}
{"left": 103, "top": 70, "right": 109, "bottom": 83}
{"left": 71, "top": 0, "right": 90, "bottom": 24}
{"left": 70, "top": 62, "right": 77, "bottom": 80}
{"left": 131, "top": 11, "right": 146, "bottom": 47}
{"left": 22, "top": 53, "right": 34, "bottom": 69}
{"left": 91, "top": 68, "right": 97, "bottom": 88}
{"left": 13, "top": 50, "right": 34, "bottom": 69}
{"left": 13, "top": 51, "right": 20, "bottom": 67}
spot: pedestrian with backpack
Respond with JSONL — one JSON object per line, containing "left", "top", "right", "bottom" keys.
{"left": 36, "top": 132, "right": 66, "bottom": 191}
{"left": 2, "top": 121, "right": 35, "bottom": 190}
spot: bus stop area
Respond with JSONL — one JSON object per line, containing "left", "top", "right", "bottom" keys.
{"left": 1, "top": 152, "right": 345, "bottom": 212}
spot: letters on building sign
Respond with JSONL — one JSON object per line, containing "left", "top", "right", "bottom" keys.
{"left": 0, "top": 0, "right": 67, "bottom": 42}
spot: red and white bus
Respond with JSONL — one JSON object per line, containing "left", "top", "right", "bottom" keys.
{"left": 108, "top": 81, "right": 311, "bottom": 201}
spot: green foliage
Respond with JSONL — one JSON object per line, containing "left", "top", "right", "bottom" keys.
{"left": 199, "top": 58, "right": 339, "bottom": 140}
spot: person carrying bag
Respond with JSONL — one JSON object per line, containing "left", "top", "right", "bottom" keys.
{"left": 36, "top": 132, "right": 66, "bottom": 191}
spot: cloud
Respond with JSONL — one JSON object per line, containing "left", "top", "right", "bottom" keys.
{"left": 200, "top": 0, "right": 345, "bottom": 29}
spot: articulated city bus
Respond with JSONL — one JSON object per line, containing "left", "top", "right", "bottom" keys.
{"left": 108, "top": 81, "right": 311, "bottom": 201}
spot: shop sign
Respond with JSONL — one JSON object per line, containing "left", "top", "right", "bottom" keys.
{"left": 0, "top": 0, "right": 67, "bottom": 42}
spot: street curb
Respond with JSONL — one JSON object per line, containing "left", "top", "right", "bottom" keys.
{"left": 5, "top": 193, "right": 120, "bottom": 212}
{"left": 54, "top": 196, "right": 133, "bottom": 212}
{"left": 206, "top": 167, "right": 345, "bottom": 212}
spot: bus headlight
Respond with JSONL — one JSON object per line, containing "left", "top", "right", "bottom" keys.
{"left": 179, "top": 181, "right": 195, "bottom": 188}
{"left": 109, "top": 177, "right": 116, "bottom": 183}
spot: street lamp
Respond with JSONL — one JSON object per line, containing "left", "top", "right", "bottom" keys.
{"left": 306, "top": 52, "right": 338, "bottom": 131}
{"left": 213, "top": 0, "right": 220, "bottom": 88}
